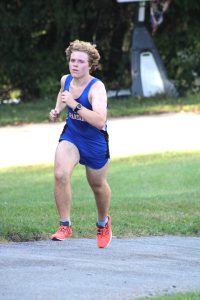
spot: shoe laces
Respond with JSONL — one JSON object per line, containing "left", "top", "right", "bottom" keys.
{"left": 57, "top": 225, "right": 70, "bottom": 233}
{"left": 97, "top": 225, "right": 109, "bottom": 237}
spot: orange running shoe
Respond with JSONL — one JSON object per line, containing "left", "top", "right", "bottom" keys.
{"left": 97, "top": 215, "right": 112, "bottom": 248}
{"left": 51, "top": 225, "right": 72, "bottom": 241}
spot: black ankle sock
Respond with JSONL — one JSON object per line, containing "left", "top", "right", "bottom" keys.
{"left": 60, "top": 221, "right": 70, "bottom": 227}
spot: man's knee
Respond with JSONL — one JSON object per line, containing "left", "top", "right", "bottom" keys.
{"left": 90, "top": 181, "right": 110, "bottom": 195}
{"left": 54, "top": 168, "right": 70, "bottom": 184}
{"left": 91, "top": 183, "right": 102, "bottom": 195}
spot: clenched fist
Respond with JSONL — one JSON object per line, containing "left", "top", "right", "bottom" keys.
{"left": 61, "top": 91, "right": 76, "bottom": 108}
{"left": 49, "top": 109, "right": 59, "bottom": 122}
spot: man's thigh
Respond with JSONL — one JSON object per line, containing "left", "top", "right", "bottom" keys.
{"left": 55, "top": 140, "right": 80, "bottom": 173}
{"left": 85, "top": 161, "right": 110, "bottom": 185}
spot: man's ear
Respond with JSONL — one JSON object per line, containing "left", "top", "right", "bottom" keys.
{"left": 88, "top": 65, "right": 93, "bottom": 73}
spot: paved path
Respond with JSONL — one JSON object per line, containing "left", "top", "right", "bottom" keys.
{"left": 0, "top": 237, "right": 200, "bottom": 300}
{"left": 1, "top": 112, "right": 200, "bottom": 167}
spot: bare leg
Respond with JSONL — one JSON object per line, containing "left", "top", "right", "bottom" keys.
{"left": 86, "top": 162, "right": 111, "bottom": 221}
{"left": 54, "top": 141, "right": 80, "bottom": 220}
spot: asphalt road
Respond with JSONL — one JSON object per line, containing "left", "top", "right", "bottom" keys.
{"left": 0, "top": 237, "right": 200, "bottom": 300}
{"left": 1, "top": 112, "right": 200, "bottom": 299}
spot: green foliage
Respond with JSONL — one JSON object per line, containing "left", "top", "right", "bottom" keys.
{"left": 0, "top": 0, "right": 200, "bottom": 100}
{"left": 154, "top": 0, "right": 200, "bottom": 95}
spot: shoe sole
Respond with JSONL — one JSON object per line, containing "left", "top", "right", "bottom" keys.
{"left": 51, "top": 236, "right": 72, "bottom": 241}
{"left": 51, "top": 237, "right": 65, "bottom": 241}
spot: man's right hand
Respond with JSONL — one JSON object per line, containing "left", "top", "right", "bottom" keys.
{"left": 49, "top": 109, "right": 59, "bottom": 122}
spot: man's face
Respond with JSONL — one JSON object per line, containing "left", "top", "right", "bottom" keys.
{"left": 69, "top": 51, "right": 90, "bottom": 78}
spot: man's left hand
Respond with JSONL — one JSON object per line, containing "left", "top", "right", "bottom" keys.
{"left": 61, "top": 91, "right": 76, "bottom": 109}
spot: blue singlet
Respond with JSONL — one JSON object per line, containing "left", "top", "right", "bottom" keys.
{"left": 59, "top": 75, "right": 110, "bottom": 169}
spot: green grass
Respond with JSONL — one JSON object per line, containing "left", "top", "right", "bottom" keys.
{"left": 108, "top": 93, "right": 200, "bottom": 118}
{"left": 0, "top": 98, "right": 55, "bottom": 126}
{"left": 0, "top": 92, "right": 200, "bottom": 126}
{"left": 141, "top": 291, "right": 200, "bottom": 300}
{"left": 0, "top": 152, "right": 200, "bottom": 242}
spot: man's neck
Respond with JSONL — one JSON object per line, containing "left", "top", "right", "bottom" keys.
{"left": 72, "top": 74, "right": 91, "bottom": 87}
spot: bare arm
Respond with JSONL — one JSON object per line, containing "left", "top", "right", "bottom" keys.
{"left": 80, "top": 81, "right": 107, "bottom": 129}
{"left": 61, "top": 81, "right": 107, "bottom": 129}
{"left": 49, "top": 75, "right": 68, "bottom": 122}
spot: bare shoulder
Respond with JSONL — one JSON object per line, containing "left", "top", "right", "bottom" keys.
{"left": 92, "top": 79, "right": 106, "bottom": 90}
{"left": 60, "top": 74, "right": 69, "bottom": 90}
{"left": 90, "top": 79, "right": 107, "bottom": 96}
{"left": 89, "top": 79, "right": 107, "bottom": 104}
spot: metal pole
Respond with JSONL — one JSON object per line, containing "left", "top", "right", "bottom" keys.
{"left": 138, "top": 1, "right": 146, "bottom": 23}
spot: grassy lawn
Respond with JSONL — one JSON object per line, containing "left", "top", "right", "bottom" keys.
{"left": 0, "top": 92, "right": 200, "bottom": 126}
{"left": 141, "top": 291, "right": 200, "bottom": 300}
{"left": 108, "top": 93, "right": 200, "bottom": 118}
{"left": 0, "top": 152, "right": 200, "bottom": 242}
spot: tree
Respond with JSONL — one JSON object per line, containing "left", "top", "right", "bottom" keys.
{"left": 0, "top": 0, "right": 200, "bottom": 101}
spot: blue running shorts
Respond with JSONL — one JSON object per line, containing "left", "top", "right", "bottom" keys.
{"left": 59, "top": 124, "right": 110, "bottom": 170}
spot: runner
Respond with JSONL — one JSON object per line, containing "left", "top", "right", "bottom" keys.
{"left": 49, "top": 40, "right": 112, "bottom": 248}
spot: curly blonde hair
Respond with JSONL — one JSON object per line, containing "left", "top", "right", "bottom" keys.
{"left": 65, "top": 40, "right": 100, "bottom": 73}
